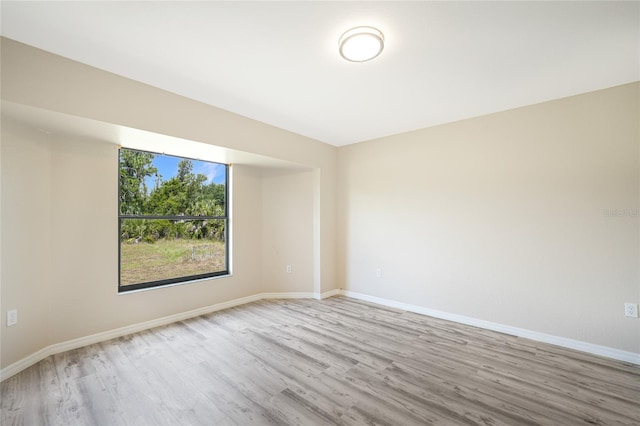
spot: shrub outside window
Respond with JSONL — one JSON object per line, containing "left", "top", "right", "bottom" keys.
{"left": 118, "top": 148, "right": 229, "bottom": 292}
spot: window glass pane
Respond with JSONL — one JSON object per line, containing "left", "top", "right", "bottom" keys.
{"left": 119, "top": 150, "right": 226, "bottom": 216}
{"left": 118, "top": 147, "right": 229, "bottom": 291}
{"left": 120, "top": 218, "right": 227, "bottom": 287}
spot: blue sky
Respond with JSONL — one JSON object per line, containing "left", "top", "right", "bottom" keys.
{"left": 144, "top": 154, "right": 226, "bottom": 193}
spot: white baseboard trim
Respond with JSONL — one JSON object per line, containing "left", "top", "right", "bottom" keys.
{"left": 0, "top": 291, "right": 313, "bottom": 382}
{"left": 4, "top": 289, "right": 636, "bottom": 382}
{"left": 316, "top": 288, "right": 341, "bottom": 300}
{"left": 341, "top": 290, "right": 640, "bottom": 365}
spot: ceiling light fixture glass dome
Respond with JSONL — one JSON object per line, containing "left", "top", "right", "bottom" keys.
{"left": 339, "top": 26, "right": 384, "bottom": 62}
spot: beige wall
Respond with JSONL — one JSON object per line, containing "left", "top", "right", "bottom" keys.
{"left": 338, "top": 83, "right": 640, "bottom": 353}
{"left": 0, "top": 37, "right": 337, "bottom": 296}
{"left": 261, "top": 170, "right": 315, "bottom": 293}
{"left": 0, "top": 118, "right": 270, "bottom": 366}
{"left": 0, "top": 38, "right": 336, "bottom": 369}
{"left": 1, "top": 121, "right": 54, "bottom": 363}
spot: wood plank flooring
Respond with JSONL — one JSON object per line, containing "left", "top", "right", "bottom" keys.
{"left": 1, "top": 296, "right": 639, "bottom": 425}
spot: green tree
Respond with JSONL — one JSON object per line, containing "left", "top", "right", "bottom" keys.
{"left": 177, "top": 159, "right": 193, "bottom": 182}
{"left": 199, "top": 182, "right": 226, "bottom": 212}
{"left": 120, "top": 153, "right": 227, "bottom": 243}
{"left": 146, "top": 159, "right": 208, "bottom": 216}
{"left": 146, "top": 177, "right": 188, "bottom": 215}
{"left": 119, "top": 150, "right": 157, "bottom": 214}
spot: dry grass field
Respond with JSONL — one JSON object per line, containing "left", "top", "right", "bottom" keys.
{"left": 120, "top": 239, "right": 226, "bottom": 286}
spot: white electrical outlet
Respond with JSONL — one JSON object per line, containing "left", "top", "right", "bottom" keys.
{"left": 376, "top": 268, "right": 382, "bottom": 278}
{"left": 624, "top": 303, "right": 638, "bottom": 318}
{"left": 286, "top": 265, "right": 292, "bottom": 274}
{"left": 7, "top": 309, "right": 17, "bottom": 327}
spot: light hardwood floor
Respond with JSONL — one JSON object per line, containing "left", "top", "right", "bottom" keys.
{"left": 1, "top": 296, "right": 639, "bottom": 425}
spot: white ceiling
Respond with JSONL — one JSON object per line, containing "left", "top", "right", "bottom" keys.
{"left": 1, "top": 1, "right": 638, "bottom": 147}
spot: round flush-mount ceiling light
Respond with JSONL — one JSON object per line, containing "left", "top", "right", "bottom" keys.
{"left": 339, "top": 26, "right": 384, "bottom": 62}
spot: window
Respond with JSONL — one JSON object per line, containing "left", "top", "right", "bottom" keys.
{"left": 118, "top": 148, "right": 229, "bottom": 292}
